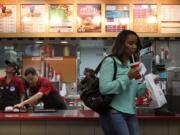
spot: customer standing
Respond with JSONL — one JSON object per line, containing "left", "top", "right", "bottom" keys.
{"left": 99, "top": 30, "right": 146, "bottom": 135}
{"left": 0, "top": 60, "right": 25, "bottom": 110}
{"left": 14, "top": 67, "right": 66, "bottom": 110}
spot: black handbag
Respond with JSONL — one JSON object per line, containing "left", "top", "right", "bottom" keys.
{"left": 78, "top": 55, "right": 117, "bottom": 114}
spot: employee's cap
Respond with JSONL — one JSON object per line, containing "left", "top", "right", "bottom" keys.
{"left": 5, "top": 60, "right": 20, "bottom": 75}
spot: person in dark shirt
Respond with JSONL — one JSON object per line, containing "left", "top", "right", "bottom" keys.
{"left": 0, "top": 60, "right": 25, "bottom": 110}
{"left": 14, "top": 67, "right": 66, "bottom": 110}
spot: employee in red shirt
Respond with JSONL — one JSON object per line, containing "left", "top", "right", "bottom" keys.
{"left": 0, "top": 60, "right": 25, "bottom": 110}
{"left": 14, "top": 67, "right": 66, "bottom": 110}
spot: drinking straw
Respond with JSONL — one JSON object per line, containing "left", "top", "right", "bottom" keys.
{"left": 131, "top": 55, "right": 135, "bottom": 62}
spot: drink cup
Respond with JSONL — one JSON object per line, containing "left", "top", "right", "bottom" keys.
{"left": 130, "top": 62, "right": 142, "bottom": 80}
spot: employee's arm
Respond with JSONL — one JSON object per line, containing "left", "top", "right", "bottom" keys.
{"left": 14, "top": 92, "right": 43, "bottom": 108}
{"left": 20, "top": 93, "right": 25, "bottom": 102}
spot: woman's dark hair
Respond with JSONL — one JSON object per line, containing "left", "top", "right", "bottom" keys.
{"left": 111, "top": 30, "right": 142, "bottom": 62}
{"left": 24, "top": 67, "right": 37, "bottom": 76}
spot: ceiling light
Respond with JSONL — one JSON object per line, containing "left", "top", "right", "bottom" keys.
{"left": 60, "top": 41, "right": 68, "bottom": 44}
{"left": 35, "top": 41, "right": 43, "bottom": 44}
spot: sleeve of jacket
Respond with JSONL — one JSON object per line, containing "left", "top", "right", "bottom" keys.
{"left": 99, "top": 57, "right": 131, "bottom": 95}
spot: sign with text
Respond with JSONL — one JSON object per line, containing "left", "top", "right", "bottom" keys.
{"left": 77, "top": 4, "right": 101, "bottom": 32}
{"left": 21, "top": 4, "right": 45, "bottom": 33}
{"left": 105, "top": 5, "right": 129, "bottom": 32}
{"left": 0, "top": 5, "right": 16, "bottom": 33}
{"left": 133, "top": 5, "right": 158, "bottom": 33}
{"left": 49, "top": 4, "right": 73, "bottom": 33}
{"left": 160, "top": 5, "right": 180, "bottom": 33}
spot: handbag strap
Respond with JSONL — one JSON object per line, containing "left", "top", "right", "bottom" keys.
{"left": 95, "top": 55, "right": 117, "bottom": 80}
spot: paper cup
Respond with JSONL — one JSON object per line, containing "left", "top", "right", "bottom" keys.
{"left": 130, "top": 62, "right": 141, "bottom": 80}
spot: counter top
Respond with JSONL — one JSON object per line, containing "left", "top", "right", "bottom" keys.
{"left": 0, "top": 110, "right": 98, "bottom": 121}
{"left": 0, "top": 110, "right": 179, "bottom": 121}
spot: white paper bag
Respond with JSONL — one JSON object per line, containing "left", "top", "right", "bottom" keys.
{"left": 139, "top": 62, "right": 147, "bottom": 76}
{"left": 145, "top": 73, "right": 167, "bottom": 108}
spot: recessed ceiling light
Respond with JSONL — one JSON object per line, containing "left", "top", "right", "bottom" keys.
{"left": 35, "top": 41, "right": 43, "bottom": 44}
{"left": 60, "top": 41, "right": 68, "bottom": 44}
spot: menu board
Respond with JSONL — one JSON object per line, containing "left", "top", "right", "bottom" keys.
{"left": 133, "top": 5, "right": 157, "bottom": 33}
{"left": 160, "top": 5, "right": 180, "bottom": 33}
{"left": 21, "top": 4, "right": 45, "bottom": 33}
{"left": 105, "top": 5, "right": 129, "bottom": 32}
{"left": 161, "top": 5, "right": 180, "bottom": 21}
{"left": 77, "top": 4, "right": 101, "bottom": 32}
{"left": 0, "top": 5, "right": 16, "bottom": 33}
{"left": 49, "top": 4, "right": 73, "bottom": 33}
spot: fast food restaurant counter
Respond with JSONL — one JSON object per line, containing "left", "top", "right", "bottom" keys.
{"left": 0, "top": 110, "right": 180, "bottom": 135}
{"left": 0, "top": 109, "right": 180, "bottom": 121}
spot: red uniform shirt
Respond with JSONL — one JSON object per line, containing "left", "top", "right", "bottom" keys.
{"left": 28, "top": 77, "right": 66, "bottom": 110}
{"left": 29, "top": 77, "right": 56, "bottom": 96}
{"left": 0, "top": 76, "right": 25, "bottom": 94}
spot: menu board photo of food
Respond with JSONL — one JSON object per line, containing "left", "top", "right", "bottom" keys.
{"left": 49, "top": 4, "right": 73, "bottom": 33}
{"left": 21, "top": 4, "right": 45, "bottom": 33}
{"left": 105, "top": 5, "right": 129, "bottom": 32}
{"left": 0, "top": 4, "right": 16, "bottom": 33}
{"left": 77, "top": 4, "right": 101, "bottom": 32}
{"left": 133, "top": 5, "right": 158, "bottom": 33}
{"left": 160, "top": 5, "right": 180, "bottom": 33}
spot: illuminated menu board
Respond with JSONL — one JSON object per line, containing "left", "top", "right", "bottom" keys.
{"left": 105, "top": 5, "right": 129, "bottom": 32}
{"left": 160, "top": 5, "right": 180, "bottom": 33}
{"left": 77, "top": 4, "right": 101, "bottom": 32}
{"left": 21, "top": 4, "right": 45, "bottom": 33}
{"left": 133, "top": 5, "right": 158, "bottom": 33}
{"left": 0, "top": 5, "right": 16, "bottom": 33}
{"left": 49, "top": 4, "right": 73, "bottom": 33}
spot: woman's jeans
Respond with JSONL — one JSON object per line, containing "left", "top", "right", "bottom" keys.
{"left": 99, "top": 108, "right": 140, "bottom": 135}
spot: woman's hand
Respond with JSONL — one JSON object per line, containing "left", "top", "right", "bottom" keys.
{"left": 128, "top": 67, "right": 140, "bottom": 79}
